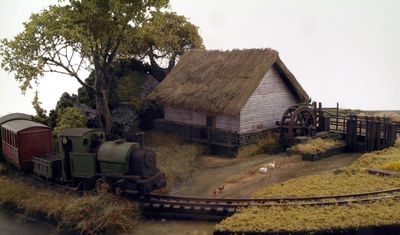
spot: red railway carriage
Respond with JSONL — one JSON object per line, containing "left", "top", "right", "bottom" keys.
{"left": 1, "top": 119, "right": 52, "bottom": 169}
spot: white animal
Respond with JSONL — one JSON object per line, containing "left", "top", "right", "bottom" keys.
{"left": 258, "top": 167, "right": 268, "bottom": 174}
{"left": 265, "top": 161, "right": 276, "bottom": 169}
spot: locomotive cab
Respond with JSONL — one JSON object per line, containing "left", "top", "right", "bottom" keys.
{"left": 58, "top": 128, "right": 105, "bottom": 181}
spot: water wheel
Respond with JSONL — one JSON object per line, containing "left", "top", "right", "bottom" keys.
{"left": 280, "top": 105, "right": 316, "bottom": 143}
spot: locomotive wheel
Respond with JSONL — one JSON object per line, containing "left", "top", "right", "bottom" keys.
{"left": 95, "top": 178, "right": 111, "bottom": 194}
{"left": 280, "top": 105, "right": 316, "bottom": 142}
{"left": 114, "top": 179, "right": 128, "bottom": 196}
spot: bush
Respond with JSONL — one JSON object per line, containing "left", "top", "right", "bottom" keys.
{"left": 53, "top": 107, "right": 87, "bottom": 135}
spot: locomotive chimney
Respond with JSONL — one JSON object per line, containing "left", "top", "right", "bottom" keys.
{"left": 136, "top": 132, "right": 145, "bottom": 148}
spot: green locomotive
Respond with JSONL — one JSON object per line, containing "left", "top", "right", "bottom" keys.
{"left": 32, "top": 128, "right": 166, "bottom": 195}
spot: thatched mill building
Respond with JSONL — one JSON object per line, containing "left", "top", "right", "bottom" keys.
{"left": 148, "top": 49, "right": 309, "bottom": 147}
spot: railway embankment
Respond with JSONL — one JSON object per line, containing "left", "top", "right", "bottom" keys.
{"left": 216, "top": 143, "right": 400, "bottom": 234}
{"left": 0, "top": 166, "right": 140, "bottom": 234}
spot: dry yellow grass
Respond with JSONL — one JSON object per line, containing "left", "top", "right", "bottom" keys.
{"left": 217, "top": 146, "right": 400, "bottom": 232}
{"left": 380, "top": 161, "right": 400, "bottom": 172}
{"left": 146, "top": 131, "right": 205, "bottom": 192}
{"left": 289, "top": 138, "right": 345, "bottom": 154}
{"left": 236, "top": 133, "right": 279, "bottom": 158}
{"left": 253, "top": 172, "right": 400, "bottom": 198}
{"left": 0, "top": 163, "right": 6, "bottom": 174}
{"left": 0, "top": 176, "right": 139, "bottom": 234}
{"left": 216, "top": 199, "right": 400, "bottom": 232}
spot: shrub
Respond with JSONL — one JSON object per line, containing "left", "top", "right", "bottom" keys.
{"left": 53, "top": 107, "right": 87, "bottom": 135}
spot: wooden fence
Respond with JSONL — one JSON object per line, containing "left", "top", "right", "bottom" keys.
{"left": 317, "top": 108, "right": 398, "bottom": 152}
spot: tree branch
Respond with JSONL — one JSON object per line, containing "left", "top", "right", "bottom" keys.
{"left": 43, "top": 56, "right": 93, "bottom": 90}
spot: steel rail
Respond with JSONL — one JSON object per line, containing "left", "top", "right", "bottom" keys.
{"left": 140, "top": 188, "right": 400, "bottom": 220}
{"left": 143, "top": 187, "right": 400, "bottom": 204}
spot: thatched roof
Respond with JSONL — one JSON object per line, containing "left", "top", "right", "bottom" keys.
{"left": 148, "top": 49, "right": 309, "bottom": 116}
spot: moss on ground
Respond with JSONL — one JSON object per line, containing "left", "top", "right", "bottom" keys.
{"left": 217, "top": 147, "right": 400, "bottom": 232}
{"left": 289, "top": 137, "right": 344, "bottom": 155}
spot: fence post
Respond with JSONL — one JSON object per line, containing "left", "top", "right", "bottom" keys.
{"left": 365, "top": 116, "right": 369, "bottom": 152}
{"left": 336, "top": 102, "right": 339, "bottom": 130}
{"left": 346, "top": 115, "right": 357, "bottom": 152}
{"left": 383, "top": 117, "right": 388, "bottom": 148}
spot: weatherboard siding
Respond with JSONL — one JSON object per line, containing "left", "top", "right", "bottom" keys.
{"left": 239, "top": 68, "right": 297, "bottom": 133}
{"left": 164, "top": 106, "right": 206, "bottom": 126}
{"left": 164, "top": 106, "right": 239, "bottom": 132}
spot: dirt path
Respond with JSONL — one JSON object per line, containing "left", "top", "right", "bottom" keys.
{"left": 170, "top": 153, "right": 359, "bottom": 198}
{"left": 169, "top": 154, "right": 278, "bottom": 197}
{"left": 130, "top": 153, "right": 360, "bottom": 235}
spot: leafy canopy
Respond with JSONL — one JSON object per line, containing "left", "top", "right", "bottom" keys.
{"left": 0, "top": 0, "right": 170, "bottom": 92}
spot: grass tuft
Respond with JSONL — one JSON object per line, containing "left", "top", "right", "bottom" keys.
{"left": 236, "top": 133, "right": 279, "bottom": 158}
{"left": 146, "top": 131, "right": 204, "bottom": 192}
{"left": 0, "top": 176, "right": 139, "bottom": 234}
{"left": 289, "top": 138, "right": 344, "bottom": 155}
{"left": 217, "top": 146, "right": 400, "bottom": 232}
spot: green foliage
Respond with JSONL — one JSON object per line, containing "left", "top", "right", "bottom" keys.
{"left": 31, "top": 91, "right": 49, "bottom": 125}
{"left": 115, "top": 72, "right": 147, "bottom": 111}
{"left": 0, "top": 0, "right": 170, "bottom": 133}
{"left": 55, "top": 92, "right": 76, "bottom": 113}
{"left": 0, "top": 0, "right": 203, "bottom": 133}
{"left": 48, "top": 109, "right": 57, "bottom": 129}
{"left": 130, "top": 11, "right": 204, "bottom": 81}
{"left": 54, "top": 107, "right": 87, "bottom": 135}
{"left": 77, "top": 74, "right": 96, "bottom": 108}
{"left": 133, "top": 11, "right": 204, "bottom": 62}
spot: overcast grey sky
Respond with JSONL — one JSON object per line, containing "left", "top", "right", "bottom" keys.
{"left": 0, "top": 0, "right": 399, "bottom": 116}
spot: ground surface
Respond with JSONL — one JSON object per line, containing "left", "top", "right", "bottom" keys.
{"left": 217, "top": 146, "right": 400, "bottom": 232}
{"left": 131, "top": 152, "right": 360, "bottom": 235}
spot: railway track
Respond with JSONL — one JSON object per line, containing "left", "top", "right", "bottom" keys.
{"left": 140, "top": 188, "right": 400, "bottom": 220}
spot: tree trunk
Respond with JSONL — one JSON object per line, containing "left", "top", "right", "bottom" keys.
{"left": 94, "top": 66, "right": 112, "bottom": 136}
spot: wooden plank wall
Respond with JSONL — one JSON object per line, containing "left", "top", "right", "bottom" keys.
{"left": 239, "top": 67, "right": 297, "bottom": 133}
{"left": 164, "top": 106, "right": 206, "bottom": 126}
{"left": 164, "top": 106, "right": 240, "bottom": 132}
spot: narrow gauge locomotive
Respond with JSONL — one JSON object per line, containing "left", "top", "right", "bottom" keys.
{"left": 0, "top": 113, "right": 166, "bottom": 195}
